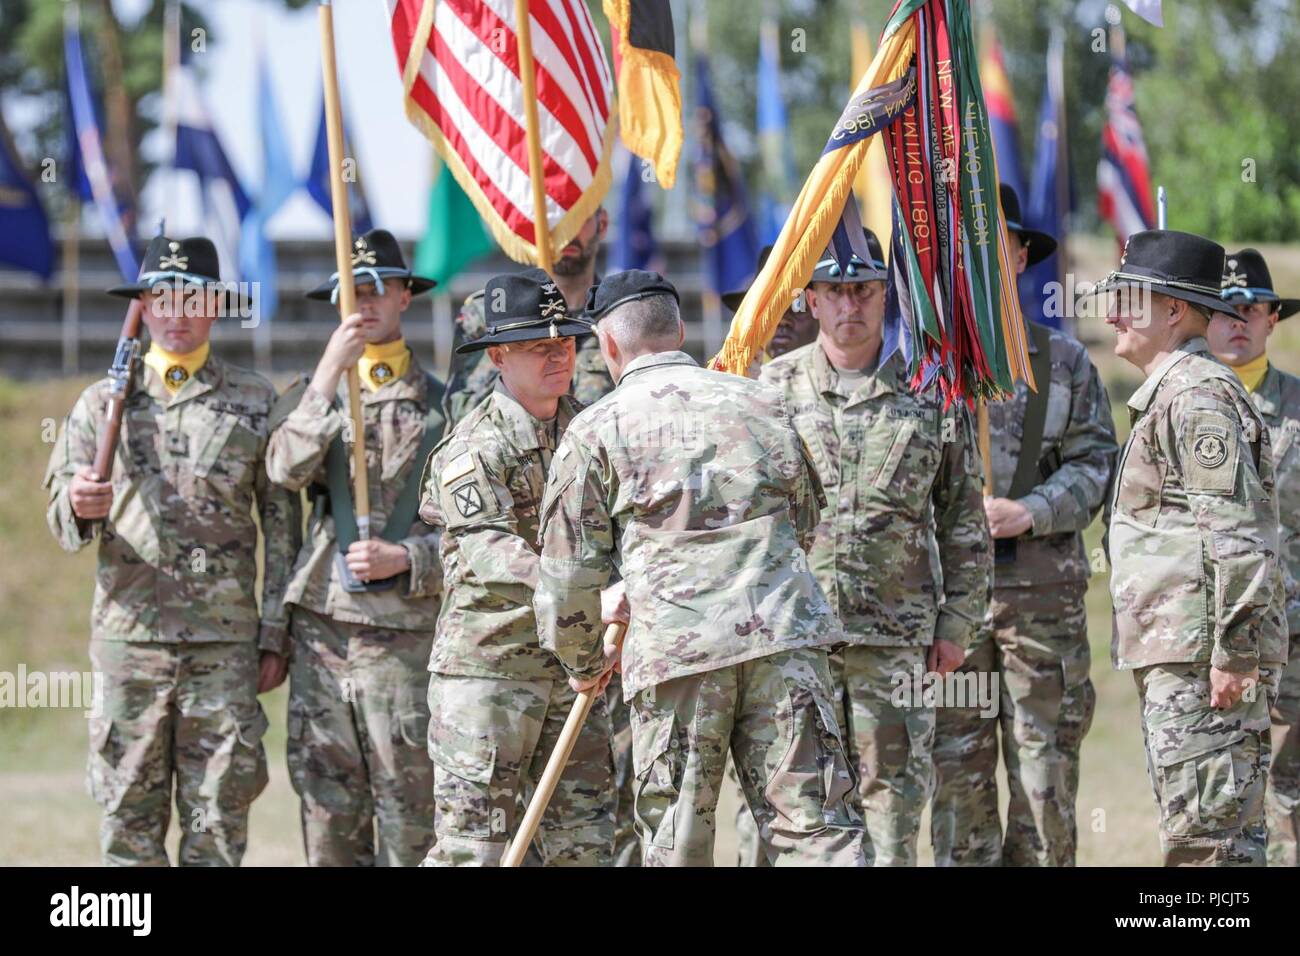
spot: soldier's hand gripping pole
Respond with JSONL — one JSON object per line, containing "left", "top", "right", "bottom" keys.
{"left": 318, "top": 0, "right": 371, "bottom": 534}
{"left": 503, "top": 622, "right": 626, "bottom": 867}
{"left": 92, "top": 298, "right": 145, "bottom": 481}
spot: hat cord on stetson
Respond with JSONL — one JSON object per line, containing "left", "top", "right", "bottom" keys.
{"left": 327, "top": 266, "right": 412, "bottom": 304}
{"left": 1099, "top": 269, "right": 1223, "bottom": 297}
{"left": 139, "top": 270, "right": 219, "bottom": 288}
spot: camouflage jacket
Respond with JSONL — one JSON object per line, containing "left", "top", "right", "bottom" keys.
{"left": 1252, "top": 364, "right": 1300, "bottom": 637}
{"left": 759, "top": 342, "right": 992, "bottom": 649}
{"left": 535, "top": 351, "right": 843, "bottom": 700}
{"left": 1109, "top": 338, "right": 1285, "bottom": 672}
{"left": 986, "top": 323, "right": 1119, "bottom": 588}
{"left": 265, "top": 354, "right": 446, "bottom": 632}
{"left": 43, "top": 354, "right": 299, "bottom": 652}
{"left": 443, "top": 286, "right": 612, "bottom": 428}
{"left": 420, "top": 381, "right": 580, "bottom": 679}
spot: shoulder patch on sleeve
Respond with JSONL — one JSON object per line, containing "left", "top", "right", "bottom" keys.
{"left": 441, "top": 452, "right": 476, "bottom": 486}
{"left": 1183, "top": 410, "right": 1239, "bottom": 495}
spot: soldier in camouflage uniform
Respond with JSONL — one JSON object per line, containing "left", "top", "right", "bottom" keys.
{"left": 43, "top": 236, "right": 297, "bottom": 866}
{"left": 723, "top": 244, "right": 822, "bottom": 865}
{"left": 930, "top": 187, "right": 1118, "bottom": 866}
{"left": 759, "top": 231, "right": 992, "bottom": 866}
{"left": 420, "top": 268, "right": 616, "bottom": 866}
{"left": 265, "top": 230, "right": 445, "bottom": 866}
{"left": 535, "top": 271, "right": 864, "bottom": 867}
{"left": 443, "top": 210, "right": 639, "bottom": 866}
{"left": 1101, "top": 230, "right": 1285, "bottom": 866}
{"left": 1209, "top": 248, "right": 1300, "bottom": 866}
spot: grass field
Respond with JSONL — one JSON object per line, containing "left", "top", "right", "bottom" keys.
{"left": 3, "top": 258, "right": 1298, "bottom": 865}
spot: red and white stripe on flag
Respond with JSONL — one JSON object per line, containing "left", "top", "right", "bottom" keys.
{"left": 389, "top": 0, "right": 617, "bottom": 264}
{"left": 1096, "top": 58, "right": 1155, "bottom": 245}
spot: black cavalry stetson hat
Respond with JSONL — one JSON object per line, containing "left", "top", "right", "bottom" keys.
{"left": 455, "top": 267, "right": 593, "bottom": 354}
{"left": 584, "top": 269, "right": 680, "bottom": 321}
{"left": 1095, "top": 229, "right": 1235, "bottom": 317}
{"left": 808, "top": 228, "right": 888, "bottom": 285}
{"left": 107, "top": 235, "right": 225, "bottom": 299}
{"left": 1221, "top": 248, "right": 1300, "bottom": 320}
{"left": 999, "top": 184, "right": 1057, "bottom": 267}
{"left": 306, "top": 228, "right": 437, "bottom": 302}
{"left": 722, "top": 245, "right": 774, "bottom": 312}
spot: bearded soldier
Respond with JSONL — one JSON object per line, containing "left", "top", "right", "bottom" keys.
{"left": 1209, "top": 248, "right": 1300, "bottom": 866}
{"left": 535, "top": 270, "right": 864, "bottom": 867}
{"left": 420, "top": 268, "right": 616, "bottom": 866}
{"left": 44, "top": 235, "right": 297, "bottom": 865}
{"left": 930, "top": 186, "right": 1119, "bottom": 866}
{"left": 758, "top": 231, "right": 992, "bottom": 866}
{"left": 1101, "top": 229, "right": 1285, "bottom": 866}
{"left": 265, "top": 229, "right": 445, "bottom": 866}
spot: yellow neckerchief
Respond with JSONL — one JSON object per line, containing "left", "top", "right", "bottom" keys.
{"left": 1229, "top": 352, "right": 1270, "bottom": 394}
{"left": 144, "top": 341, "right": 210, "bottom": 394}
{"left": 358, "top": 338, "right": 410, "bottom": 392}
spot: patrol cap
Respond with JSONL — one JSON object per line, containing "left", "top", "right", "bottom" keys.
{"left": 1221, "top": 248, "right": 1299, "bottom": 320}
{"left": 584, "top": 270, "right": 680, "bottom": 322}
{"left": 1094, "top": 230, "right": 1235, "bottom": 318}
{"left": 455, "top": 267, "right": 593, "bottom": 354}
{"left": 807, "top": 228, "right": 887, "bottom": 285}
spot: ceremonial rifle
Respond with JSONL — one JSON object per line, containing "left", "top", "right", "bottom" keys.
{"left": 91, "top": 297, "right": 144, "bottom": 482}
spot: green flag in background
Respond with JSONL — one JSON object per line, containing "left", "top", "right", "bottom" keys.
{"left": 414, "top": 157, "right": 495, "bottom": 285}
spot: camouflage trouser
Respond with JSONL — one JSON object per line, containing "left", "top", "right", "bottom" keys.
{"left": 1135, "top": 663, "right": 1273, "bottom": 867}
{"left": 930, "top": 582, "right": 1095, "bottom": 866}
{"left": 729, "top": 761, "right": 768, "bottom": 866}
{"left": 831, "top": 644, "right": 934, "bottom": 866}
{"left": 630, "top": 647, "right": 864, "bottom": 867}
{"left": 422, "top": 672, "right": 616, "bottom": 866}
{"left": 1267, "top": 635, "right": 1300, "bottom": 866}
{"left": 605, "top": 672, "right": 641, "bottom": 867}
{"left": 285, "top": 607, "right": 435, "bottom": 867}
{"left": 87, "top": 640, "right": 269, "bottom": 866}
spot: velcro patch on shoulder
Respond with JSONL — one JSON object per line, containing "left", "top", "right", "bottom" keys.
{"left": 441, "top": 452, "right": 476, "bottom": 486}
{"left": 1184, "top": 411, "right": 1239, "bottom": 495}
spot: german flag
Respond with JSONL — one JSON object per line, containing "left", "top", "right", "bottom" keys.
{"left": 603, "top": 0, "right": 682, "bottom": 189}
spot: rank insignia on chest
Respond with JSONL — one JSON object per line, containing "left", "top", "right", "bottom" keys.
{"left": 164, "top": 365, "right": 189, "bottom": 388}
{"left": 369, "top": 362, "right": 394, "bottom": 386}
{"left": 1193, "top": 433, "right": 1228, "bottom": 468}
{"left": 452, "top": 482, "right": 483, "bottom": 518}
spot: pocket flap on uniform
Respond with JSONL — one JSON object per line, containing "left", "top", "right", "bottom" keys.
{"left": 234, "top": 706, "right": 270, "bottom": 748}
{"left": 192, "top": 413, "right": 240, "bottom": 478}
{"left": 631, "top": 710, "right": 677, "bottom": 778}
{"left": 872, "top": 422, "right": 917, "bottom": 487}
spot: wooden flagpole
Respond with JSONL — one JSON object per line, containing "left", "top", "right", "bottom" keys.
{"left": 503, "top": 622, "right": 625, "bottom": 867}
{"left": 318, "top": 0, "right": 371, "bottom": 530}
{"left": 514, "top": 0, "right": 553, "bottom": 271}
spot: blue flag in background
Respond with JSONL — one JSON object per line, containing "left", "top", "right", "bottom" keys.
{"left": 306, "top": 86, "right": 374, "bottom": 235}
{"left": 0, "top": 121, "right": 54, "bottom": 279}
{"left": 755, "top": 15, "right": 793, "bottom": 246}
{"left": 610, "top": 148, "right": 661, "bottom": 272}
{"left": 1023, "top": 29, "right": 1071, "bottom": 329}
{"left": 240, "top": 51, "right": 297, "bottom": 324}
{"left": 173, "top": 56, "right": 250, "bottom": 281}
{"left": 691, "top": 54, "right": 757, "bottom": 297}
{"left": 64, "top": 5, "right": 138, "bottom": 280}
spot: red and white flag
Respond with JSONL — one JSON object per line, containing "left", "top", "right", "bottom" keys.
{"left": 1097, "top": 44, "right": 1155, "bottom": 246}
{"left": 388, "top": 0, "right": 616, "bottom": 264}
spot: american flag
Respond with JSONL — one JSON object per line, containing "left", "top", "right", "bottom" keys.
{"left": 1096, "top": 46, "right": 1155, "bottom": 245}
{"left": 387, "top": 0, "right": 616, "bottom": 264}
